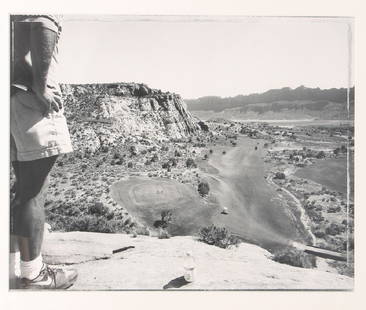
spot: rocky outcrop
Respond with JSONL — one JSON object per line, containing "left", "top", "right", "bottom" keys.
{"left": 42, "top": 231, "right": 353, "bottom": 290}
{"left": 61, "top": 83, "right": 200, "bottom": 154}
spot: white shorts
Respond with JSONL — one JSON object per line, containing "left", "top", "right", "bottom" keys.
{"left": 10, "top": 89, "right": 73, "bottom": 161}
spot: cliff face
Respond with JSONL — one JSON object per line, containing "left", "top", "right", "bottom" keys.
{"left": 61, "top": 83, "right": 200, "bottom": 154}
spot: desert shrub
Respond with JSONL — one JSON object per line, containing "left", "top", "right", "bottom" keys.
{"left": 307, "top": 209, "right": 324, "bottom": 223}
{"left": 325, "top": 223, "right": 345, "bottom": 236}
{"left": 130, "top": 145, "right": 138, "bottom": 156}
{"left": 106, "top": 210, "right": 115, "bottom": 220}
{"left": 67, "top": 216, "right": 117, "bottom": 233}
{"left": 316, "top": 151, "right": 325, "bottom": 159}
{"left": 328, "top": 205, "right": 341, "bottom": 213}
{"left": 153, "top": 210, "right": 173, "bottom": 229}
{"left": 158, "top": 228, "right": 171, "bottom": 239}
{"left": 198, "top": 181, "right": 210, "bottom": 196}
{"left": 135, "top": 225, "right": 150, "bottom": 236}
{"left": 115, "top": 158, "right": 124, "bottom": 165}
{"left": 88, "top": 201, "right": 108, "bottom": 216}
{"left": 100, "top": 145, "right": 109, "bottom": 153}
{"left": 186, "top": 158, "right": 197, "bottom": 168}
{"left": 151, "top": 154, "right": 159, "bottom": 162}
{"left": 174, "top": 150, "right": 182, "bottom": 157}
{"left": 168, "top": 158, "right": 178, "bottom": 167}
{"left": 272, "top": 246, "right": 316, "bottom": 268}
{"left": 274, "top": 172, "right": 286, "bottom": 179}
{"left": 328, "top": 251, "right": 354, "bottom": 277}
{"left": 314, "top": 229, "right": 326, "bottom": 238}
{"left": 198, "top": 225, "right": 241, "bottom": 249}
{"left": 193, "top": 143, "right": 206, "bottom": 147}
{"left": 127, "top": 162, "right": 133, "bottom": 168}
{"left": 222, "top": 150, "right": 226, "bottom": 154}
{"left": 65, "top": 206, "right": 81, "bottom": 216}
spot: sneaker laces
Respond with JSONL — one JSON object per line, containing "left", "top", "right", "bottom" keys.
{"left": 44, "top": 265, "right": 57, "bottom": 288}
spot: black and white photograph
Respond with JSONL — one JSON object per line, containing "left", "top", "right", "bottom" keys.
{"left": 7, "top": 10, "right": 356, "bottom": 293}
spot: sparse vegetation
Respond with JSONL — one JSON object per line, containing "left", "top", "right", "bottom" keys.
{"left": 198, "top": 225, "right": 241, "bottom": 249}
{"left": 272, "top": 246, "right": 316, "bottom": 268}
{"left": 198, "top": 181, "right": 210, "bottom": 196}
{"left": 186, "top": 158, "right": 197, "bottom": 168}
{"left": 274, "top": 172, "right": 286, "bottom": 180}
{"left": 153, "top": 210, "right": 173, "bottom": 229}
{"left": 158, "top": 228, "right": 171, "bottom": 239}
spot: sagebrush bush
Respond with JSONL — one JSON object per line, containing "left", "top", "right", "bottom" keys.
{"left": 46, "top": 213, "right": 131, "bottom": 234}
{"left": 272, "top": 246, "right": 316, "bottom": 268}
{"left": 186, "top": 158, "right": 197, "bottom": 168}
{"left": 158, "top": 228, "right": 171, "bottom": 239}
{"left": 153, "top": 210, "right": 173, "bottom": 230}
{"left": 198, "top": 181, "right": 210, "bottom": 196}
{"left": 198, "top": 225, "right": 241, "bottom": 249}
{"left": 88, "top": 201, "right": 108, "bottom": 215}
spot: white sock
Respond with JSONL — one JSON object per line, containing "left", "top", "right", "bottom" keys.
{"left": 20, "top": 254, "right": 43, "bottom": 280}
{"left": 9, "top": 252, "right": 21, "bottom": 278}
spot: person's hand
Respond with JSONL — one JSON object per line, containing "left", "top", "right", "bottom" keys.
{"left": 34, "top": 85, "right": 63, "bottom": 114}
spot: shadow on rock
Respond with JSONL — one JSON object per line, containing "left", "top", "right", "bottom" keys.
{"left": 163, "top": 276, "right": 190, "bottom": 289}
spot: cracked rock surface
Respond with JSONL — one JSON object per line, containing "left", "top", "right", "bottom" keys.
{"left": 42, "top": 232, "right": 353, "bottom": 290}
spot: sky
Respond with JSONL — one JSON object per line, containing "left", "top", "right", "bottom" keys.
{"left": 57, "top": 16, "right": 353, "bottom": 99}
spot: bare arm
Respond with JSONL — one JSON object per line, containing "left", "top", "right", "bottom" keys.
{"left": 30, "top": 22, "right": 61, "bottom": 113}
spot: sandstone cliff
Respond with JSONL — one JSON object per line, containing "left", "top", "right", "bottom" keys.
{"left": 61, "top": 83, "right": 200, "bottom": 154}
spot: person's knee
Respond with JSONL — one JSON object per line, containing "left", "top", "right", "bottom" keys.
{"left": 11, "top": 193, "right": 46, "bottom": 238}
{"left": 10, "top": 156, "right": 56, "bottom": 237}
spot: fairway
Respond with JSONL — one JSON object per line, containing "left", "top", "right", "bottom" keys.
{"left": 207, "top": 136, "right": 310, "bottom": 251}
{"left": 295, "top": 158, "right": 349, "bottom": 194}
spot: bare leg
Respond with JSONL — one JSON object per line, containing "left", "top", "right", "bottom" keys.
{"left": 10, "top": 160, "right": 20, "bottom": 254}
{"left": 11, "top": 156, "right": 57, "bottom": 261}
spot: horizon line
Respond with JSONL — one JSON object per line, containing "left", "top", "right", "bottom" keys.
{"left": 59, "top": 82, "right": 355, "bottom": 100}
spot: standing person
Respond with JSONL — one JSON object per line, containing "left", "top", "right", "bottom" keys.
{"left": 10, "top": 15, "right": 77, "bottom": 289}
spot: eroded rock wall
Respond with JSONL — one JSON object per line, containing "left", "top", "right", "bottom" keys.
{"left": 61, "top": 83, "right": 200, "bottom": 154}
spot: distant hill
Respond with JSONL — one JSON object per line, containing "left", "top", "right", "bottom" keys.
{"left": 185, "top": 86, "right": 355, "bottom": 120}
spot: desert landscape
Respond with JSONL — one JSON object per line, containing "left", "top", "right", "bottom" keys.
{"left": 10, "top": 82, "right": 354, "bottom": 289}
